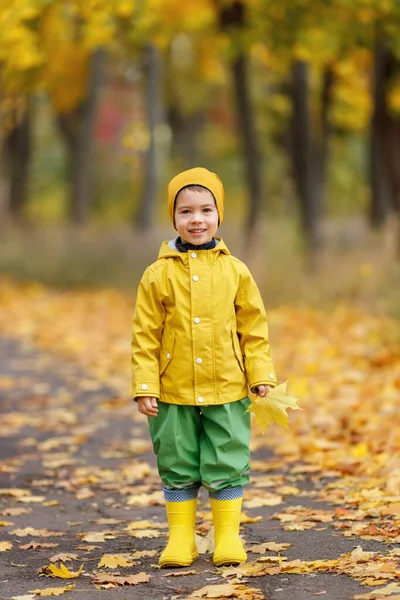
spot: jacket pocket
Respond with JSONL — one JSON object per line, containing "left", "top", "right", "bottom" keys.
{"left": 159, "top": 330, "right": 175, "bottom": 376}
{"left": 231, "top": 330, "right": 245, "bottom": 373}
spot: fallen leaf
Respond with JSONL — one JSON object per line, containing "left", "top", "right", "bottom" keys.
{"left": 46, "top": 562, "right": 83, "bottom": 579}
{"left": 30, "top": 585, "right": 75, "bottom": 596}
{"left": 49, "top": 553, "right": 79, "bottom": 563}
{"left": 187, "top": 583, "right": 265, "bottom": 598}
{"left": 0, "top": 507, "right": 31, "bottom": 516}
{"left": 0, "top": 541, "right": 13, "bottom": 551}
{"left": 11, "top": 527, "right": 64, "bottom": 537}
{"left": 80, "top": 531, "right": 115, "bottom": 543}
{"left": 247, "top": 381, "right": 302, "bottom": 431}
{"left": 195, "top": 530, "right": 215, "bottom": 554}
{"left": 248, "top": 542, "right": 292, "bottom": 554}
{"left": 164, "top": 570, "right": 198, "bottom": 577}
{"left": 91, "top": 572, "right": 151, "bottom": 586}
{"left": 98, "top": 554, "right": 135, "bottom": 569}
{"left": 20, "top": 543, "right": 59, "bottom": 550}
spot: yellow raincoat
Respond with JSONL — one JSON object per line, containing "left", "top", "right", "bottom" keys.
{"left": 131, "top": 238, "right": 277, "bottom": 406}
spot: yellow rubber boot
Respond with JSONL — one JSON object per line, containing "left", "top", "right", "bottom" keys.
{"left": 159, "top": 499, "right": 198, "bottom": 567}
{"left": 210, "top": 497, "right": 247, "bottom": 566}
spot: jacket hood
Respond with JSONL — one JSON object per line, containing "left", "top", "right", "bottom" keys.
{"left": 158, "top": 237, "right": 231, "bottom": 260}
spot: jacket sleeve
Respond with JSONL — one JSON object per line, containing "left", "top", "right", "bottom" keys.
{"left": 131, "top": 266, "right": 165, "bottom": 400}
{"left": 235, "top": 265, "right": 277, "bottom": 390}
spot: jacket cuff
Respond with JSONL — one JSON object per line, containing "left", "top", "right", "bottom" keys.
{"left": 132, "top": 380, "right": 160, "bottom": 400}
{"left": 246, "top": 367, "right": 277, "bottom": 390}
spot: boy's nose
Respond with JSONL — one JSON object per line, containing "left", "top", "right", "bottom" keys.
{"left": 191, "top": 214, "right": 203, "bottom": 223}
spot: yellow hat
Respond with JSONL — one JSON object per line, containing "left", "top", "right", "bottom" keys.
{"left": 168, "top": 167, "right": 225, "bottom": 226}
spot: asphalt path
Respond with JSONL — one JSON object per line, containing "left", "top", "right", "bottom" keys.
{"left": 0, "top": 336, "right": 392, "bottom": 600}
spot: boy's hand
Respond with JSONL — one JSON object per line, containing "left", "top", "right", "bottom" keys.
{"left": 137, "top": 396, "right": 158, "bottom": 417}
{"left": 253, "top": 385, "right": 273, "bottom": 397}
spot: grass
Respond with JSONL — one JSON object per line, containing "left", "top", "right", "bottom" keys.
{"left": 0, "top": 216, "right": 399, "bottom": 319}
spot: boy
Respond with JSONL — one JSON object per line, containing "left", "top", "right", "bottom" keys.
{"left": 131, "top": 167, "right": 277, "bottom": 567}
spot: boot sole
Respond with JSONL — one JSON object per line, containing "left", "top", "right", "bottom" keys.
{"left": 159, "top": 551, "right": 199, "bottom": 568}
{"left": 213, "top": 554, "right": 246, "bottom": 567}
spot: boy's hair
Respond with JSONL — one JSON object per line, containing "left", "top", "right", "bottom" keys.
{"left": 175, "top": 184, "right": 216, "bottom": 203}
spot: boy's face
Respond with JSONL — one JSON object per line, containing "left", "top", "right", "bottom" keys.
{"left": 174, "top": 188, "right": 219, "bottom": 245}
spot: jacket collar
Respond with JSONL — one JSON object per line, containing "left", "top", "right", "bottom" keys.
{"left": 157, "top": 237, "right": 231, "bottom": 260}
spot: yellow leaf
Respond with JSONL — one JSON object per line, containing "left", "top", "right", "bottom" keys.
{"left": 0, "top": 541, "right": 12, "bottom": 551}
{"left": 47, "top": 562, "right": 83, "bottom": 579}
{"left": 30, "top": 585, "right": 75, "bottom": 596}
{"left": 247, "top": 381, "right": 302, "bottom": 432}
{"left": 98, "top": 554, "right": 134, "bottom": 569}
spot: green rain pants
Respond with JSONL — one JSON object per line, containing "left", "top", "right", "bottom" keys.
{"left": 148, "top": 397, "right": 251, "bottom": 493}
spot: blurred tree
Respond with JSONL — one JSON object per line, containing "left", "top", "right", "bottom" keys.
{"left": 134, "top": 44, "right": 163, "bottom": 229}
{"left": 218, "top": 0, "right": 262, "bottom": 235}
{"left": 0, "top": 0, "right": 134, "bottom": 223}
{"left": 4, "top": 99, "right": 33, "bottom": 220}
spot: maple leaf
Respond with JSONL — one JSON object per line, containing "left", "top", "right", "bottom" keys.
{"left": 30, "top": 585, "right": 75, "bottom": 597}
{"left": 49, "top": 553, "right": 79, "bottom": 563}
{"left": 248, "top": 541, "right": 291, "bottom": 554}
{"left": 46, "top": 562, "right": 83, "bottom": 579}
{"left": 91, "top": 572, "right": 151, "bottom": 586}
{"left": 0, "top": 541, "right": 12, "bottom": 551}
{"left": 98, "top": 554, "right": 135, "bottom": 569}
{"left": 187, "top": 583, "right": 265, "bottom": 598}
{"left": 20, "top": 542, "right": 59, "bottom": 550}
{"left": 247, "top": 382, "right": 302, "bottom": 432}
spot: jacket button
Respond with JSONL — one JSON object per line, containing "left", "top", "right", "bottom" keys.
{"left": 197, "top": 396, "right": 204, "bottom": 403}
{"left": 196, "top": 358, "right": 202, "bottom": 364}
{"left": 192, "top": 275, "right": 199, "bottom": 282}
{"left": 193, "top": 317, "right": 200, "bottom": 324}
{"left": 141, "top": 384, "right": 148, "bottom": 390}
{"left": 166, "top": 353, "right": 171, "bottom": 359}
{"left": 269, "top": 373, "right": 275, "bottom": 379}
{"left": 191, "top": 252, "right": 197, "bottom": 258}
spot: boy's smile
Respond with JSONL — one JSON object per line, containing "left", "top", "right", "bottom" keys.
{"left": 174, "top": 188, "right": 219, "bottom": 245}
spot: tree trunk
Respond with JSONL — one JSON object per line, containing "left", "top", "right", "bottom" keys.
{"left": 232, "top": 54, "right": 262, "bottom": 233}
{"left": 4, "top": 99, "right": 33, "bottom": 220}
{"left": 134, "top": 44, "right": 162, "bottom": 230}
{"left": 56, "top": 48, "right": 104, "bottom": 224}
{"left": 315, "top": 66, "right": 334, "bottom": 218}
{"left": 218, "top": 0, "right": 262, "bottom": 235}
{"left": 369, "top": 39, "right": 394, "bottom": 227}
{"left": 291, "top": 60, "right": 320, "bottom": 252}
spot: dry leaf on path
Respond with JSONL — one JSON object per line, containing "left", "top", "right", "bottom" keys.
{"left": 187, "top": 583, "right": 265, "bottom": 598}
{"left": 46, "top": 562, "right": 83, "bottom": 579}
{"left": 248, "top": 542, "right": 292, "bottom": 554}
{"left": 30, "top": 585, "right": 75, "bottom": 596}
{"left": 354, "top": 582, "right": 400, "bottom": 598}
{"left": 11, "top": 527, "right": 64, "bottom": 538}
{"left": 164, "top": 570, "right": 198, "bottom": 577}
{"left": 98, "top": 554, "right": 135, "bottom": 569}
{"left": 91, "top": 572, "right": 151, "bottom": 586}
{"left": 20, "top": 542, "right": 59, "bottom": 550}
{"left": 49, "top": 553, "right": 79, "bottom": 563}
{"left": 0, "top": 541, "right": 12, "bottom": 551}
{"left": 247, "top": 381, "right": 302, "bottom": 431}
